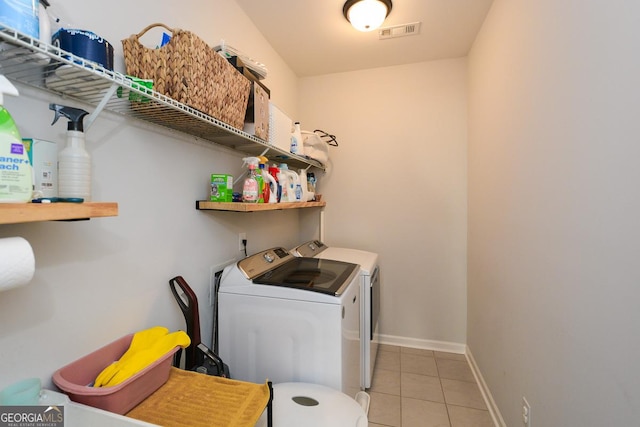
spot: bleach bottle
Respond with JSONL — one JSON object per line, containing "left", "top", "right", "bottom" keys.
{"left": 50, "top": 104, "right": 91, "bottom": 200}
{"left": 277, "top": 163, "right": 291, "bottom": 202}
{"left": 0, "top": 76, "right": 32, "bottom": 203}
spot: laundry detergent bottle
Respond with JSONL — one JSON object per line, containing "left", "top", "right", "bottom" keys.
{"left": 290, "top": 122, "right": 304, "bottom": 156}
{"left": 50, "top": 103, "right": 91, "bottom": 200}
{"left": 259, "top": 156, "right": 277, "bottom": 204}
{"left": 298, "top": 168, "right": 313, "bottom": 202}
{"left": 268, "top": 163, "right": 281, "bottom": 202}
{"left": 0, "top": 76, "right": 32, "bottom": 203}
{"left": 276, "top": 163, "right": 290, "bottom": 202}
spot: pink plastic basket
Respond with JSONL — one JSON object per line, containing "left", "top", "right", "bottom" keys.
{"left": 52, "top": 334, "right": 179, "bottom": 415}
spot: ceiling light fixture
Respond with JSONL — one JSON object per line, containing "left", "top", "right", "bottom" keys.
{"left": 343, "top": 0, "right": 393, "bottom": 32}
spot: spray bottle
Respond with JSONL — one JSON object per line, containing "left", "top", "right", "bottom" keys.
{"left": 0, "top": 76, "right": 33, "bottom": 203}
{"left": 50, "top": 104, "right": 90, "bottom": 200}
{"left": 241, "top": 157, "right": 261, "bottom": 203}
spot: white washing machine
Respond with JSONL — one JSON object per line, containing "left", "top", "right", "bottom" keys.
{"left": 218, "top": 247, "right": 362, "bottom": 398}
{"left": 292, "top": 241, "right": 380, "bottom": 389}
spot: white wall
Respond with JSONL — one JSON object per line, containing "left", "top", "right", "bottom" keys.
{"left": 299, "top": 59, "right": 468, "bottom": 348}
{"left": 468, "top": 0, "right": 640, "bottom": 425}
{"left": 0, "top": 0, "right": 304, "bottom": 389}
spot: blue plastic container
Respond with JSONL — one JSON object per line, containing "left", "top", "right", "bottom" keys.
{"left": 0, "top": 0, "right": 39, "bottom": 39}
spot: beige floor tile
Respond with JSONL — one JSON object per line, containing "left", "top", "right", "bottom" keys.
{"left": 368, "top": 391, "right": 401, "bottom": 427}
{"left": 378, "top": 344, "right": 401, "bottom": 353}
{"left": 401, "top": 397, "right": 450, "bottom": 427}
{"left": 447, "top": 405, "right": 494, "bottom": 427}
{"left": 370, "top": 368, "right": 401, "bottom": 395}
{"left": 436, "top": 358, "right": 476, "bottom": 383}
{"left": 400, "top": 353, "right": 439, "bottom": 377}
{"left": 434, "top": 351, "right": 467, "bottom": 361}
{"left": 441, "top": 378, "right": 487, "bottom": 410}
{"left": 401, "top": 346, "right": 435, "bottom": 357}
{"left": 377, "top": 349, "right": 401, "bottom": 372}
{"left": 401, "top": 372, "right": 445, "bottom": 403}
{"left": 368, "top": 423, "right": 389, "bottom": 427}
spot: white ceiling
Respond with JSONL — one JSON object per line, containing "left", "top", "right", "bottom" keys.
{"left": 235, "top": 0, "right": 494, "bottom": 77}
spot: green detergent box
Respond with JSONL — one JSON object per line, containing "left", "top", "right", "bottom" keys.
{"left": 210, "top": 174, "right": 233, "bottom": 202}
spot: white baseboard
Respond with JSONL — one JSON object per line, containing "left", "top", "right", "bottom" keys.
{"left": 466, "top": 346, "right": 506, "bottom": 427}
{"left": 378, "top": 333, "right": 466, "bottom": 354}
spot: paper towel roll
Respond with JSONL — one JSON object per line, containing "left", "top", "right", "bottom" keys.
{"left": 0, "top": 237, "right": 35, "bottom": 292}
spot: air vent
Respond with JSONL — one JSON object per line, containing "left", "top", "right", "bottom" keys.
{"left": 378, "top": 22, "right": 422, "bottom": 40}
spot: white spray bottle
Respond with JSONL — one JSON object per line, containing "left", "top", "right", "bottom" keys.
{"left": 50, "top": 104, "right": 91, "bottom": 201}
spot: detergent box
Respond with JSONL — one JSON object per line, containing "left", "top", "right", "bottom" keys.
{"left": 210, "top": 174, "right": 233, "bottom": 202}
{"left": 23, "top": 138, "right": 58, "bottom": 198}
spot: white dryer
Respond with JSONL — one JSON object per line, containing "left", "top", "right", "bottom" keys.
{"left": 292, "top": 241, "right": 380, "bottom": 389}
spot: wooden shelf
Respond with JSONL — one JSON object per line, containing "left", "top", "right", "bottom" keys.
{"left": 0, "top": 202, "right": 119, "bottom": 224}
{"left": 196, "top": 201, "right": 325, "bottom": 212}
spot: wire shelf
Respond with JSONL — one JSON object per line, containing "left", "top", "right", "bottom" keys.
{"left": 0, "top": 27, "right": 323, "bottom": 170}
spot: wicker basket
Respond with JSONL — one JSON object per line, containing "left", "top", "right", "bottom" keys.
{"left": 122, "top": 23, "right": 251, "bottom": 130}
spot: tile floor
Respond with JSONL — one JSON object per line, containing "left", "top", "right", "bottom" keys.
{"left": 367, "top": 345, "right": 494, "bottom": 427}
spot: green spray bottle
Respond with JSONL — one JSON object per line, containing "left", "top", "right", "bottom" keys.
{"left": 0, "top": 75, "right": 33, "bottom": 203}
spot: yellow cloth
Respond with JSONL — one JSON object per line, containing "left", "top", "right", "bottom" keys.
{"left": 126, "top": 367, "right": 271, "bottom": 427}
{"left": 94, "top": 327, "right": 190, "bottom": 388}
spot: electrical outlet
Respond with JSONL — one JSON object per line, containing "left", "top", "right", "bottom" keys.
{"left": 238, "top": 232, "right": 246, "bottom": 251}
{"left": 522, "top": 397, "right": 531, "bottom": 427}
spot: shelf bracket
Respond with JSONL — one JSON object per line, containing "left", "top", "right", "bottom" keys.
{"left": 84, "top": 82, "right": 119, "bottom": 131}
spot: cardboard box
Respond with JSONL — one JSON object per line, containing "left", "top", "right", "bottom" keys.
{"left": 228, "top": 56, "right": 271, "bottom": 141}
{"left": 244, "top": 82, "right": 270, "bottom": 140}
{"left": 210, "top": 174, "right": 233, "bottom": 202}
{"left": 23, "top": 138, "right": 58, "bottom": 198}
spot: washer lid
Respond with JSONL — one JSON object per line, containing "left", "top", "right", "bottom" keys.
{"left": 253, "top": 257, "right": 359, "bottom": 296}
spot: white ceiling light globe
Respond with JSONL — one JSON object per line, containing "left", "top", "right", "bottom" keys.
{"left": 347, "top": 0, "right": 389, "bottom": 32}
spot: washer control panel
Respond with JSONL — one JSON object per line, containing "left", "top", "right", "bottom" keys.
{"left": 238, "top": 247, "right": 293, "bottom": 279}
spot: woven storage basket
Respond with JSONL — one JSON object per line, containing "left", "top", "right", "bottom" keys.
{"left": 122, "top": 23, "right": 251, "bottom": 129}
